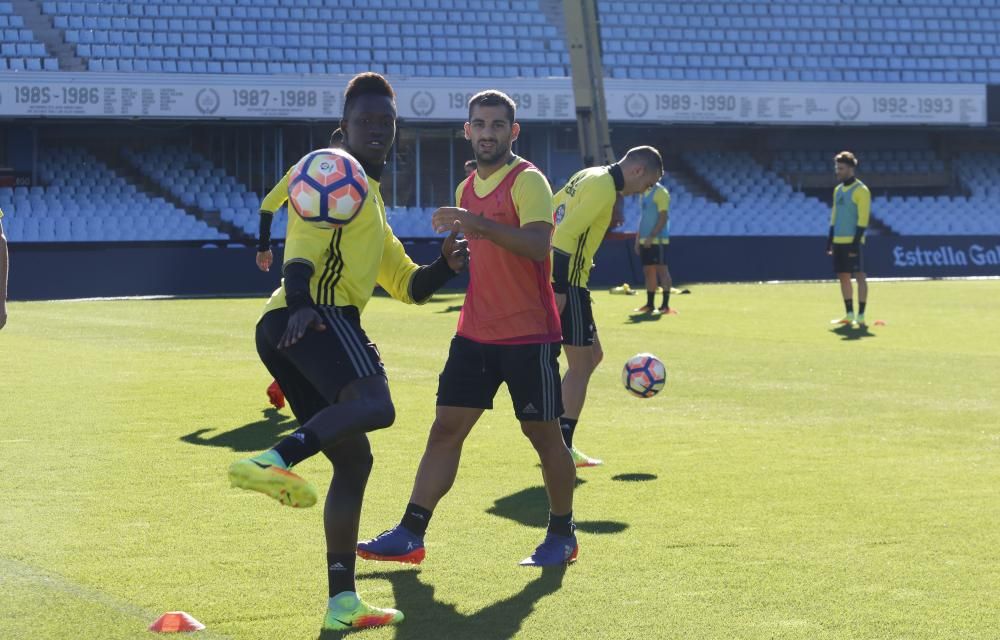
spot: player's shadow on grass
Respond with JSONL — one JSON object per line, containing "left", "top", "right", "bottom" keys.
{"left": 436, "top": 304, "right": 464, "bottom": 314}
{"left": 625, "top": 312, "right": 663, "bottom": 324}
{"left": 180, "top": 408, "right": 296, "bottom": 452}
{"left": 830, "top": 324, "right": 877, "bottom": 341}
{"left": 324, "top": 567, "right": 565, "bottom": 640}
{"left": 612, "top": 472, "right": 658, "bottom": 482}
{"left": 486, "top": 479, "right": 629, "bottom": 535}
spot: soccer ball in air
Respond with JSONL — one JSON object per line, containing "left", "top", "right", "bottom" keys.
{"left": 622, "top": 353, "right": 667, "bottom": 398}
{"left": 288, "top": 148, "right": 368, "bottom": 229}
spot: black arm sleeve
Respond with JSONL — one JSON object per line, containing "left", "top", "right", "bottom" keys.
{"left": 409, "top": 255, "right": 457, "bottom": 303}
{"left": 283, "top": 261, "right": 314, "bottom": 312}
{"left": 551, "top": 249, "right": 570, "bottom": 294}
{"left": 852, "top": 226, "right": 866, "bottom": 250}
{"left": 257, "top": 211, "right": 273, "bottom": 252}
{"left": 827, "top": 225, "right": 834, "bottom": 249}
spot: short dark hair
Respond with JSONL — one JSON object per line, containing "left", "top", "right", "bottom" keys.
{"left": 624, "top": 145, "right": 664, "bottom": 175}
{"left": 467, "top": 90, "right": 516, "bottom": 124}
{"left": 835, "top": 151, "right": 858, "bottom": 167}
{"left": 343, "top": 72, "right": 395, "bottom": 118}
{"left": 464, "top": 159, "right": 477, "bottom": 170}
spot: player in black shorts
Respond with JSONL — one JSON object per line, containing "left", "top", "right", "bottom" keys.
{"left": 227, "top": 73, "right": 467, "bottom": 632}
{"left": 635, "top": 182, "right": 674, "bottom": 314}
{"left": 358, "top": 90, "right": 578, "bottom": 568}
{"left": 827, "top": 151, "right": 871, "bottom": 328}
{"left": 551, "top": 149, "right": 664, "bottom": 467}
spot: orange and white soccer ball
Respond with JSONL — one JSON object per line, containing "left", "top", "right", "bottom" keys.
{"left": 622, "top": 353, "right": 667, "bottom": 398}
{"left": 288, "top": 148, "right": 368, "bottom": 229}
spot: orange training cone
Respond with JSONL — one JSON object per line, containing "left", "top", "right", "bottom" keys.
{"left": 873, "top": 320, "right": 886, "bottom": 326}
{"left": 149, "top": 612, "right": 205, "bottom": 633}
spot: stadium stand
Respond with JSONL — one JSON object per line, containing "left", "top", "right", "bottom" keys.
{"left": 122, "top": 145, "right": 278, "bottom": 239}
{"left": 0, "top": 1, "right": 60, "bottom": 71}
{"left": 773, "top": 150, "right": 946, "bottom": 175}
{"left": 6, "top": 142, "right": 1000, "bottom": 242}
{"left": 874, "top": 151, "right": 1000, "bottom": 235}
{"left": 0, "top": 147, "right": 228, "bottom": 242}
{"left": 43, "top": 0, "right": 569, "bottom": 77}
{"left": 598, "top": 0, "right": 1000, "bottom": 83}
{"left": 36, "top": 0, "right": 1000, "bottom": 81}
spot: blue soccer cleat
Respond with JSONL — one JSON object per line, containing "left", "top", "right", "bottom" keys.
{"left": 357, "top": 525, "right": 426, "bottom": 565}
{"left": 519, "top": 530, "right": 579, "bottom": 567}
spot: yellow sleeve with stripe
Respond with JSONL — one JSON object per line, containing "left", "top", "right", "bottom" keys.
{"left": 653, "top": 186, "right": 670, "bottom": 213}
{"left": 282, "top": 215, "right": 332, "bottom": 272}
{"left": 512, "top": 168, "right": 554, "bottom": 226}
{"left": 552, "top": 172, "right": 614, "bottom": 253}
{"left": 853, "top": 185, "right": 871, "bottom": 227}
{"left": 376, "top": 223, "right": 422, "bottom": 305}
{"left": 261, "top": 168, "right": 292, "bottom": 214}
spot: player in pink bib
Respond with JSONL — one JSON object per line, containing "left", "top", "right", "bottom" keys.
{"left": 359, "top": 90, "right": 578, "bottom": 568}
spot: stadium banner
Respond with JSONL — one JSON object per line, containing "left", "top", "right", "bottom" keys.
{"left": 0, "top": 73, "right": 987, "bottom": 125}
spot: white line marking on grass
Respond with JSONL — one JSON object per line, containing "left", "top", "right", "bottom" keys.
{"left": 0, "top": 557, "right": 233, "bottom": 639}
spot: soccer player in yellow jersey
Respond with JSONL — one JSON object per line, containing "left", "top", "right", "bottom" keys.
{"left": 0, "top": 206, "right": 7, "bottom": 330}
{"left": 227, "top": 73, "right": 467, "bottom": 633}
{"left": 634, "top": 181, "right": 673, "bottom": 314}
{"left": 551, "top": 147, "right": 663, "bottom": 466}
{"left": 257, "top": 129, "right": 345, "bottom": 409}
{"left": 827, "top": 151, "right": 871, "bottom": 328}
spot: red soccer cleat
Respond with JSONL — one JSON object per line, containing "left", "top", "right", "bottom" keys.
{"left": 266, "top": 380, "right": 285, "bottom": 409}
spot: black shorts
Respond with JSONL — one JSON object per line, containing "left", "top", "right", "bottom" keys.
{"left": 560, "top": 286, "right": 596, "bottom": 347}
{"left": 832, "top": 244, "right": 864, "bottom": 274}
{"left": 640, "top": 243, "right": 667, "bottom": 266}
{"left": 436, "top": 335, "right": 563, "bottom": 422}
{"left": 256, "top": 305, "right": 385, "bottom": 424}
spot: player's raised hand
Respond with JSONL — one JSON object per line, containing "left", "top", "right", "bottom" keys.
{"left": 278, "top": 307, "right": 326, "bottom": 349}
{"left": 256, "top": 249, "right": 273, "bottom": 272}
{"left": 431, "top": 206, "right": 473, "bottom": 234}
{"left": 442, "top": 221, "right": 469, "bottom": 272}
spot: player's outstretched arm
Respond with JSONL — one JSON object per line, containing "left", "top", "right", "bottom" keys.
{"left": 431, "top": 207, "right": 550, "bottom": 262}
{"left": 378, "top": 222, "right": 467, "bottom": 305}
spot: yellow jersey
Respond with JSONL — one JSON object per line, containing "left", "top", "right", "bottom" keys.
{"left": 551, "top": 166, "right": 620, "bottom": 288}
{"left": 452, "top": 156, "right": 553, "bottom": 227}
{"left": 260, "top": 169, "right": 290, "bottom": 214}
{"left": 263, "top": 176, "right": 423, "bottom": 315}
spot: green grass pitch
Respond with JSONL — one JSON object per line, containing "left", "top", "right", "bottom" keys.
{"left": 1, "top": 280, "right": 998, "bottom": 639}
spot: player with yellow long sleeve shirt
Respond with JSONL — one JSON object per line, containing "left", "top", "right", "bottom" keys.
{"left": 826, "top": 150, "right": 871, "bottom": 327}
{"left": 550, "top": 147, "right": 663, "bottom": 467}
{"left": 227, "top": 73, "right": 467, "bottom": 633}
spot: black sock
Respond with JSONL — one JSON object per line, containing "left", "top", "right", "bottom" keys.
{"left": 559, "top": 417, "right": 578, "bottom": 448}
{"left": 401, "top": 502, "right": 432, "bottom": 538}
{"left": 548, "top": 511, "right": 574, "bottom": 538}
{"left": 646, "top": 291, "right": 655, "bottom": 308}
{"left": 272, "top": 427, "right": 321, "bottom": 467}
{"left": 859, "top": 301, "right": 866, "bottom": 315}
{"left": 661, "top": 290, "right": 670, "bottom": 310}
{"left": 844, "top": 299, "right": 854, "bottom": 314}
{"left": 327, "top": 552, "right": 356, "bottom": 597}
